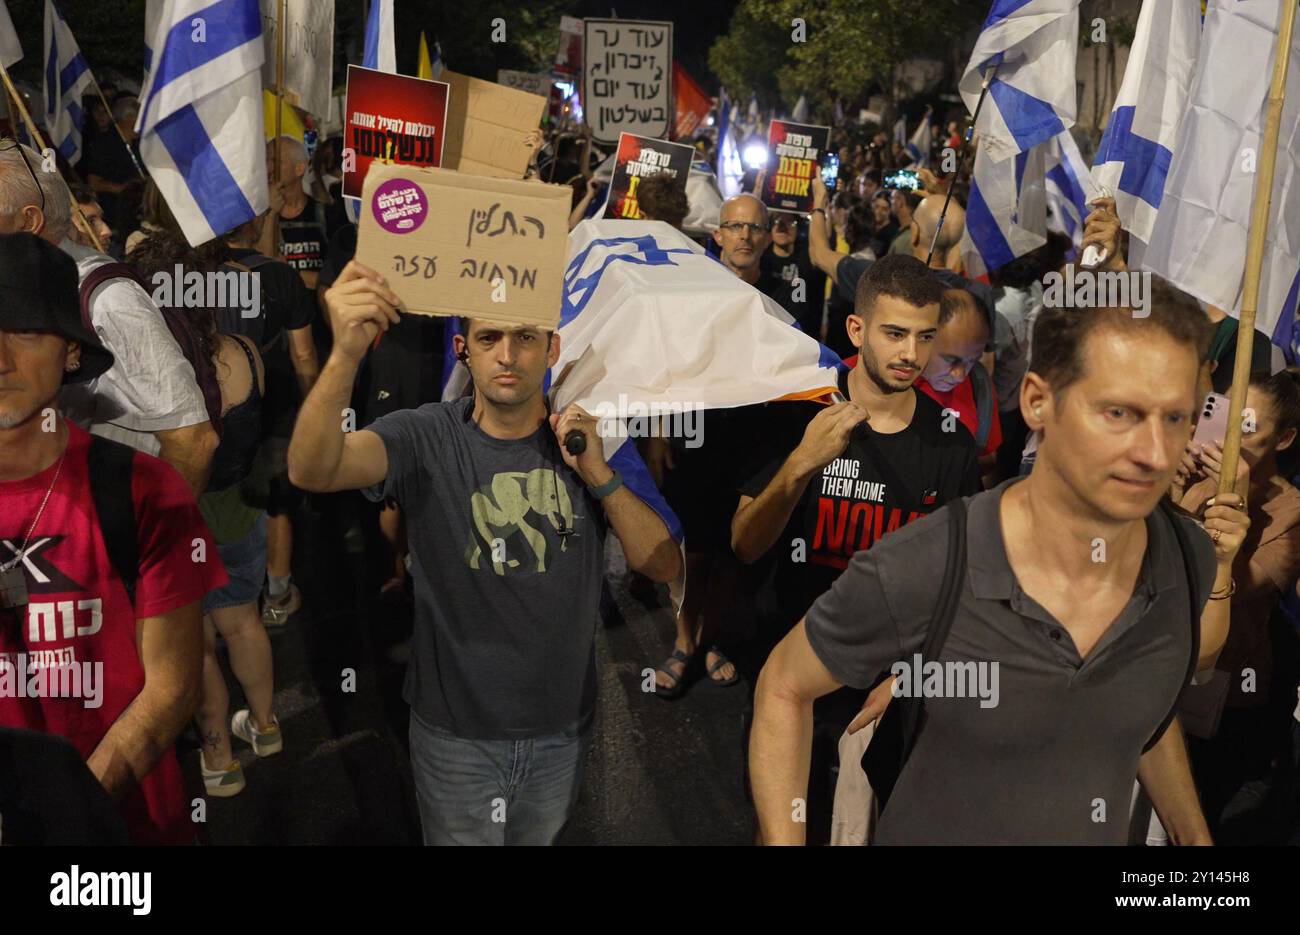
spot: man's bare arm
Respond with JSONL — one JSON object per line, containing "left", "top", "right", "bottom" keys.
{"left": 1137, "top": 718, "right": 1212, "bottom": 845}
{"left": 288, "top": 261, "right": 401, "bottom": 492}
{"left": 751, "top": 619, "right": 843, "bottom": 844}
{"left": 286, "top": 324, "right": 321, "bottom": 398}
{"left": 87, "top": 602, "right": 203, "bottom": 798}
{"left": 808, "top": 175, "right": 844, "bottom": 280}
{"left": 154, "top": 421, "right": 218, "bottom": 495}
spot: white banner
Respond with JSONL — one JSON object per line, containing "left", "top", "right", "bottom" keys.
{"left": 582, "top": 18, "right": 672, "bottom": 144}
{"left": 260, "top": 0, "right": 335, "bottom": 119}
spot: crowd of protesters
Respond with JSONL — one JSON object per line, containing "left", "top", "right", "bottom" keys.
{"left": 1, "top": 79, "right": 1298, "bottom": 849}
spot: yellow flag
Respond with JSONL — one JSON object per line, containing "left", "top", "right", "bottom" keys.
{"left": 417, "top": 32, "right": 432, "bottom": 80}
{"left": 263, "top": 90, "right": 305, "bottom": 142}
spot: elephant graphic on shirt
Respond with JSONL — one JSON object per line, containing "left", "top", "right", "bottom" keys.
{"left": 466, "top": 468, "right": 574, "bottom": 575}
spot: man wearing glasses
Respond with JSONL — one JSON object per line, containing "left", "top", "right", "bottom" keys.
{"left": 711, "top": 194, "right": 798, "bottom": 319}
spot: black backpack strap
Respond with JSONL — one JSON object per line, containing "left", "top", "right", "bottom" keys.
{"left": 899, "top": 497, "right": 969, "bottom": 761}
{"left": 970, "top": 362, "right": 993, "bottom": 452}
{"left": 1143, "top": 500, "right": 1203, "bottom": 753}
{"left": 87, "top": 435, "right": 140, "bottom": 610}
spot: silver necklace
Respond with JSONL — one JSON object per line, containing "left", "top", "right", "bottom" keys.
{"left": 1, "top": 449, "right": 67, "bottom": 573}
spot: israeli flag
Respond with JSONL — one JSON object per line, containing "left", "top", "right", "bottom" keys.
{"left": 0, "top": 0, "right": 23, "bottom": 68}
{"left": 1142, "top": 0, "right": 1300, "bottom": 353}
{"left": 137, "top": 0, "right": 268, "bottom": 247}
{"left": 961, "top": 135, "right": 1048, "bottom": 279}
{"left": 43, "top": 0, "right": 95, "bottom": 164}
{"left": 716, "top": 87, "right": 743, "bottom": 198}
{"left": 1044, "top": 128, "right": 1098, "bottom": 250}
{"left": 1092, "top": 0, "right": 1201, "bottom": 249}
{"left": 960, "top": 0, "right": 1081, "bottom": 164}
{"left": 363, "top": 0, "right": 395, "bottom": 73}
{"left": 905, "top": 114, "right": 932, "bottom": 168}
{"left": 791, "top": 94, "right": 808, "bottom": 123}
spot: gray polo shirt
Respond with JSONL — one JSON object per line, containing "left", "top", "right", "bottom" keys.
{"left": 805, "top": 477, "right": 1216, "bottom": 844}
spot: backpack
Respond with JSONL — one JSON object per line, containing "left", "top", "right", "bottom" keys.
{"left": 860, "top": 497, "right": 1201, "bottom": 815}
{"left": 78, "top": 262, "right": 223, "bottom": 440}
{"left": 86, "top": 434, "right": 140, "bottom": 608}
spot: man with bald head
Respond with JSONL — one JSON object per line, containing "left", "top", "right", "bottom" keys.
{"left": 711, "top": 193, "right": 799, "bottom": 317}
{"left": 910, "top": 195, "right": 966, "bottom": 270}
{"left": 260, "top": 135, "right": 329, "bottom": 291}
{"left": 917, "top": 288, "right": 1002, "bottom": 463}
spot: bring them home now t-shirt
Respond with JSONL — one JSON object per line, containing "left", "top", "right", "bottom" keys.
{"left": 741, "top": 369, "right": 981, "bottom": 631}
{"left": 364, "top": 399, "right": 609, "bottom": 740}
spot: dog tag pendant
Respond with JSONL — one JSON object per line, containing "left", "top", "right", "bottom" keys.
{"left": 0, "top": 565, "right": 28, "bottom": 611}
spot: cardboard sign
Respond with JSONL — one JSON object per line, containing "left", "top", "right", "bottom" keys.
{"left": 355, "top": 164, "right": 571, "bottom": 328}
{"left": 343, "top": 65, "right": 449, "bottom": 205}
{"left": 497, "top": 69, "right": 552, "bottom": 98}
{"left": 604, "top": 133, "right": 694, "bottom": 220}
{"left": 760, "top": 121, "right": 831, "bottom": 215}
{"left": 260, "top": 0, "right": 335, "bottom": 119}
{"left": 583, "top": 19, "right": 672, "bottom": 145}
{"left": 441, "top": 70, "right": 548, "bottom": 180}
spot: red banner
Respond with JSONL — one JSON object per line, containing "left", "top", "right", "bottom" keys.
{"left": 672, "top": 62, "right": 711, "bottom": 140}
{"left": 342, "top": 65, "right": 449, "bottom": 204}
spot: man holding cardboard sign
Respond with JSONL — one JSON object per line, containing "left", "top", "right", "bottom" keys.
{"left": 287, "top": 180, "right": 681, "bottom": 843}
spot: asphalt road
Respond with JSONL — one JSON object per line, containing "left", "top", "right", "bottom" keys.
{"left": 189, "top": 493, "right": 755, "bottom": 846}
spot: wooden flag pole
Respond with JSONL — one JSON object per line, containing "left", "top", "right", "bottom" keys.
{"left": 272, "top": 0, "right": 286, "bottom": 183}
{"left": 1218, "top": 0, "right": 1297, "bottom": 498}
{"left": 0, "top": 61, "right": 106, "bottom": 254}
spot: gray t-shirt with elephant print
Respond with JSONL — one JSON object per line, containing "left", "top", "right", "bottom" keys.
{"left": 365, "top": 397, "right": 607, "bottom": 740}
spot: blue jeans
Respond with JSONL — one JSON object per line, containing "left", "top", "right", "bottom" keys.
{"left": 407, "top": 711, "right": 587, "bottom": 845}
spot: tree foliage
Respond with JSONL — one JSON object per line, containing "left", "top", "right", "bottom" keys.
{"left": 710, "top": 0, "right": 986, "bottom": 119}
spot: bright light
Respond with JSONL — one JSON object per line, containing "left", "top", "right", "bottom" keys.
{"left": 554, "top": 81, "right": 575, "bottom": 98}
{"left": 704, "top": 114, "right": 715, "bottom": 126}
{"left": 743, "top": 143, "right": 768, "bottom": 169}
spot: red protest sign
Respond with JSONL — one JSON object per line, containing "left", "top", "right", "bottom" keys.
{"left": 760, "top": 120, "right": 831, "bottom": 215}
{"left": 343, "top": 65, "right": 449, "bottom": 205}
{"left": 603, "top": 132, "right": 694, "bottom": 220}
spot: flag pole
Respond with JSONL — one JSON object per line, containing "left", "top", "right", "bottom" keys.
{"left": 1218, "top": 0, "right": 1297, "bottom": 498}
{"left": 928, "top": 59, "right": 1000, "bottom": 266}
{"left": 272, "top": 0, "right": 286, "bottom": 183}
{"left": 0, "top": 61, "right": 105, "bottom": 253}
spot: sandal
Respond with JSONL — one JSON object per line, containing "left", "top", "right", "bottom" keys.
{"left": 705, "top": 646, "right": 739, "bottom": 687}
{"left": 654, "top": 648, "right": 692, "bottom": 699}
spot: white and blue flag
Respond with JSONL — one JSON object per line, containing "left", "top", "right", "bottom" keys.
{"left": 1142, "top": 0, "right": 1300, "bottom": 357}
{"left": 137, "top": 0, "right": 268, "bottom": 247}
{"left": 716, "top": 87, "right": 744, "bottom": 198}
{"left": 0, "top": 0, "right": 23, "bottom": 68}
{"left": 961, "top": 135, "right": 1048, "bottom": 279}
{"left": 363, "top": 0, "right": 395, "bottom": 73}
{"left": 43, "top": 0, "right": 95, "bottom": 164}
{"left": 960, "top": 0, "right": 1081, "bottom": 164}
{"left": 1092, "top": 0, "right": 1202, "bottom": 250}
{"left": 905, "top": 112, "right": 932, "bottom": 168}
{"left": 1044, "top": 128, "right": 1099, "bottom": 251}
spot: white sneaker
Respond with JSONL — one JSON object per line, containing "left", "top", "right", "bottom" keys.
{"left": 199, "top": 750, "right": 246, "bottom": 798}
{"left": 231, "top": 709, "right": 283, "bottom": 757}
{"left": 261, "top": 583, "right": 301, "bottom": 628}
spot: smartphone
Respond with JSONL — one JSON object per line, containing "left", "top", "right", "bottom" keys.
{"left": 820, "top": 153, "right": 840, "bottom": 194}
{"left": 884, "top": 169, "right": 921, "bottom": 191}
{"left": 1192, "top": 392, "right": 1231, "bottom": 450}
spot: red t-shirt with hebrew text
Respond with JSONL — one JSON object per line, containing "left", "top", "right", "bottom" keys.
{"left": 0, "top": 423, "right": 226, "bottom": 844}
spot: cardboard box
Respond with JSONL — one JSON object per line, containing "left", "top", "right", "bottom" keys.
{"left": 355, "top": 163, "right": 571, "bottom": 329}
{"left": 441, "top": 70, "right": 548, "bottom": 179}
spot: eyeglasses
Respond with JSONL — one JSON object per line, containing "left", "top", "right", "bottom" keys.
{"left": 0, "top": 137, "right": 45, "bottom": 217}
{"left": 718, "top": 221, "right": 768, "bottom": 235}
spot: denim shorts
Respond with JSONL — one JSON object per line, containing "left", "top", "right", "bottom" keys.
{"left": 202, "top": 512, "right": 268, "bottom": 612}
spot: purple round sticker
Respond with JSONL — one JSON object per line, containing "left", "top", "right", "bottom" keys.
{"left": 372, "top": 178, "right": 427, "bottom": 234}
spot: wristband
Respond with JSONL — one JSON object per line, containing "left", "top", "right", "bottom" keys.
{"left": 588, "top": 469, "right": 623, "bottom": 500}
{"left": 811, "top": 207, "right": 827, "bottom": 216}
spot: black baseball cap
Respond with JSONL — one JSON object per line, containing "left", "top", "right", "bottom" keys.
{"left": 0, "top": 232, "right": 113, "bottom": 383}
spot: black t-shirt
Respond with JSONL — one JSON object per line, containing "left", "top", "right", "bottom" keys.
{"left": 278, "top": 198, "right": 328, "bottom": 276}
{"left": 755, "top": 266, "right": 801, "bottom": 320}
{"left": 225, "top": 248, "right": 316, "bottom": 436}
{"left": 763, "top": 242, "right": 827, "bottom": 335}
{"left": 740, "top": 369, "right": 981, "bottom": 630}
